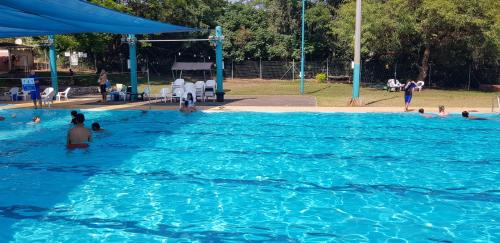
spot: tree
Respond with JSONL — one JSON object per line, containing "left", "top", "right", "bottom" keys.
{"left": 332, "top": 0, "right": 499, "bottom": 86}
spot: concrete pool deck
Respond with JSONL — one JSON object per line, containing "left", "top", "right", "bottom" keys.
{"left": 0, "top": 95, "right": 497, "bottom": 113}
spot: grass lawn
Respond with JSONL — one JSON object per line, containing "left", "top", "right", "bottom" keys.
{"left": 140, "top": 79, "right": 500, "bottom": 108}
{"left": 2, "top": 71, "right": 498, "bottom": 108}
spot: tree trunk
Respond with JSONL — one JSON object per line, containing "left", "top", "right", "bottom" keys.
{"left": 417, "top": 46, "right": 430, "bottom": 81}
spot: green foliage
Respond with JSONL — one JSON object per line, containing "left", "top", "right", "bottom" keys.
{"left": 332, "top": 0, "right": 499, "bottom": 86}
{"left": 23, "top": 0, "right": 497, "bottom": 87}
{"left": 315, "top": 73, "right": 327, "bottom": 83}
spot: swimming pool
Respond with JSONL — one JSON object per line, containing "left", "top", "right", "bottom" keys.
{"left": 0, "top": 109, "right": 499, "bottom": 242}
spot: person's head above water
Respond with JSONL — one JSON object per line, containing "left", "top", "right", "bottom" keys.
{"left": 418, "top": 108, "right": 425, "bottom": 114}
{"left": 75, "top": 113, "right": 85, "bottom": 125}
{"left": 32, "top": 116, "right": 41, "bottom": 123}
{"left": 462, "top": 111, "right": 469, "bottom": 118}
{"left": 0, "top": 116, "right": 5, "bottom": 121}
{"left": 71, "top": 110, "right": 78, "bottom": 117}
{"left": 439, "top": 105, "right": 445, "bottom": 113}
{"left": 91, "top": 122, "right": 101, "bottom": 131}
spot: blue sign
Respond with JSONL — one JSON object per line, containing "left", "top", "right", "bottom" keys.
{"left": 21, "top": 78, "right": 36, "bottom": 92}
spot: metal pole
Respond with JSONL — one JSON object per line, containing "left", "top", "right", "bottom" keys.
{"left": 467, "top": 64, "right": 471, "bottom": 91}
{"left": 128, "top": 34, "right": 138, "bottom": 100}
{"left": 231, "top": 60, "right": 234, "bottom": 80}
{"left": 394, "top": 62, "right": 397, "bottom": 81}
{"left": 352, "top": 0, "right": 362, "bottom": 100}
{"left": 429, "top": 63, "right": 432, "bottom": 86}
{"left": 259, "top": 57, "right": 262, "bottom": 79}
{"left": 292, "top": 59, "right": 295, "bottom": 81}
{"left": 48, "top": 35, "right": 58, "bottom": 93}
{"left": 147, "top": 68, "right": 152, "bottom": 109}
{"left": 300, "top": 0, "right": 306, "bottom": 94}
{"left": 215, "top": 26, "right": 224, "bottom": 102}
{"left": 326, "top": 58, "right": 329, "bottom": 80}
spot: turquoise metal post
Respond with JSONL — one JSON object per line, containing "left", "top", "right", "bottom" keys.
{"left": 128, "top": 34, "right": 138, "bottom": 99}
{"left": 299, "top": 0, "right": 305, "bottom": 95}
{"left": 352, "top": 0, "right": 362, "bottom": 100}
{"left": 215, "top": 26, "right": 224, "bottom": 101}
{"left": 48, "top": 35, "right": 58, "bottom": 93}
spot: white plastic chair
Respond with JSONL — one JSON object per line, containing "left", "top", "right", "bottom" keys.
{"left": 184, "top": 82, "right": 195, "bottom": 96}
{"left": 143, "top": 86, "right": 152, "bottom": 100}
{"left": 195, "top": 81, "right": 205, "bottom": 101}
{"left": 56, "top": 87, "right": 71, "bottom": 101}
{"left": 172, "top": 79, "right": 185, "bottom": 91}
{"left": 41, "top": 87, "right": 54, "bottom": 98}
{"left": 171, "top": 88, "right": 184, "bottom": 102}
{"left": 42, "top": 88, "right": 55, "bottom": 107}
{"left": 156, "top": 87, "right": 172, "bottom": 103}
{"left": 416, "top": 81, "right": 425, "bottom": 92}
{"left": 115, "top": 84, "right": 127, "bottom": 101}
{"left": 387, "top": 79, "right": 403, "bottom": 92}
{"left": 204, "top": 80, "right": 216, "bottom": 101}
{"left": 4, "top": 87, "right": 20, "bottom": 101}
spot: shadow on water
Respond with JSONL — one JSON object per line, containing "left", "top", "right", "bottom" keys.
{"left": 0, "top": 204, "right": 298, "bottom": 242}
{"left": 0, "top": 109, "right": 205, "bottom": 241}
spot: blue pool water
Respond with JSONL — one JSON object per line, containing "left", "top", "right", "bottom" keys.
{"left": 0, "top": 109, "right": 499, "bottom": 242}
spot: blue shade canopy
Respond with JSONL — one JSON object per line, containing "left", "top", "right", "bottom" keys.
{"left": 0, "top": 0, "right": 194, "bottom": 38}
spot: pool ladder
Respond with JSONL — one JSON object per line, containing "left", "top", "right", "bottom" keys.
{"left": 493, "top": 96, "right": 500, "bottom": 113}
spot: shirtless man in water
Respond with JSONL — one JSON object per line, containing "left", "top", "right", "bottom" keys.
{"left": 67, "top": 113, "right": 91, "bottom": 147}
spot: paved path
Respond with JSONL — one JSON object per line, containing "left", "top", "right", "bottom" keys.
{"left": 0, "top": 95, "right": 497, "bottom": 113}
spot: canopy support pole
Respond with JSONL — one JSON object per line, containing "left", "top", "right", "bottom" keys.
{"left": 300, "top": 0, "right": 305, "bottom": 95}
{"left": 215, "top": 26, "right": 224, "bottom": 102}
{"left": 48, "top": 35, "right": 58, "bottom": 94}
{"left": 128, "top": 34, "right": 138, "bottom": 100}
{"left": 350, "top": 0, "right": 362, "bottom": 105}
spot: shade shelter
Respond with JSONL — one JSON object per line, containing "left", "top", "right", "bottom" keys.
{"left": 171, "top": 62, "right": 214, "bottom": 80}
{"left": 0, "top": 0, "right": 194, "bottom": 97}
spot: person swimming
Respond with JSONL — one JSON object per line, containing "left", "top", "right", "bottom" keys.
{"left": 70, "top": 110, "right": 78, "bottom": 124}
{"left": 67, "top": 113, "right": 91, "bottom": 148}
{"left": 91, "top": 122, "right": 104, "bottom": 132}
{"left": 418, "top": 108, "right": 433, "bottom": 118}
{"left": 180, "top": 93, "right": 196, "bottom": 112}
{"left": 0, "top": 116, "right": 5, "bottom": 121}
{"left": 438, "top": 105, "right": 448, "bottom": 116}
{"left": 462, "top": 111, "right": 488, "bottom": 120}
{"left": 32, "top": 116, "right": 41, "bottom": 123}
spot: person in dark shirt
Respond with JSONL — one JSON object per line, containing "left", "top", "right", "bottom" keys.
{"left": 29, "top": 71, "right": 42, "bottom": 109}
{"left": 404, "top": 81, "right": 417, "bottom": 112}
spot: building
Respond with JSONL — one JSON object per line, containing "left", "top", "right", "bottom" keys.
{"left": 0, "top": 43, "right": 34, "bottom": 73}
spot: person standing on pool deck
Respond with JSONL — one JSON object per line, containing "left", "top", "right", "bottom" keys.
{"left": 67, "top": 113, "right": 91, "bottom": 148}
{"left": 98, "top": 69, "right": 108, "bottom": 102}
{"left": 404, "top": 80, "right": 417, "bottom": 112}
{"left": 29, "top": 70, "right": 42, "bottom": 109}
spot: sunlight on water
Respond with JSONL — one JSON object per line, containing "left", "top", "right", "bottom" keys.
{"left": 0, "top": 109, "right": 499, "bottom": 242}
